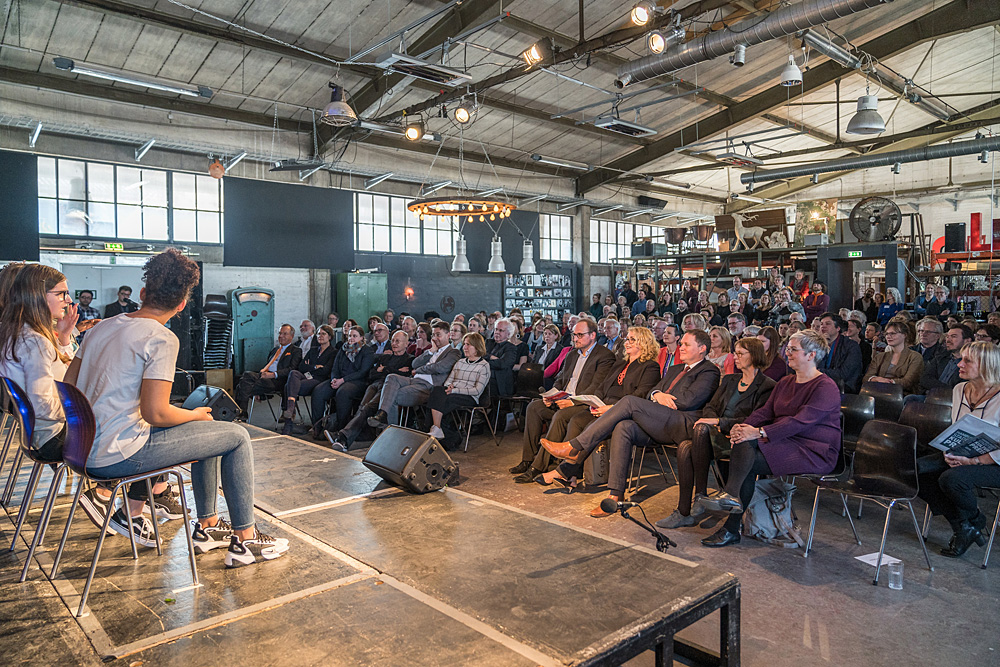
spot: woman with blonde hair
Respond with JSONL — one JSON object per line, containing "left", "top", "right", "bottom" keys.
{"left": 682, "top": 312, "right": 708, "bottom": 332}
{"left": 708, "top": 326, "right": 735, "bottom": 374}
{"left": 0, "top": 264, "right": 77, "bottom": 460}
{"left": 534, "top": 327, "right": 661, "bottom": 488}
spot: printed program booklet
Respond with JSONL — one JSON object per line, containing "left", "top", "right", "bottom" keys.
{"left": 929, "top": 414, "right": 1000, "bottom": 458}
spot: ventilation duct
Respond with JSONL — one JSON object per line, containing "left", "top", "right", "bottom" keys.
{"left": 615, "top": 0, "right": 891, "bottom": 88}
{"left": 740, "top": 136, "right": 1000, "bottom": 186}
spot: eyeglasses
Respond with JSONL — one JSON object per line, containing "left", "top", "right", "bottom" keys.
{"left": 785, "top": 346, "right": 803, "bottom": 353}
{"left": 571, "top": 332, "right": 590, "bottom": 338}
{"left": 47, "top": 290, "right": 72, "bottom": 301}
{"left": 975, "top": 333, "right": 992, "bottom": 341}
{"left": 624, "top": 337, "right": 639, "bottom": 343}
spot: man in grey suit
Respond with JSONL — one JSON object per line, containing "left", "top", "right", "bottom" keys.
{"left": 540, "top": 330, "right": 720, "bottom": 500}
{"left": 368, "top": 320, "right": 461, "bottom": 428}
{"left": 510, "top": 319, "right": 616, "bottom": 482}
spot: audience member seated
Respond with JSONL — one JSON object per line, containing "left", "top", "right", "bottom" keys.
{"left": 408, "top": 322, "right": 433, "bottom": 356}
{"left": 487, "top": 318, "right": 519, "bottom": 397}
{"left": 103, "top": 284, "right": 139, "bottom": 318}
{"left": 912, "top": 317, "right": 944, "bottom": 362}
{"left": 803, "top": 281, "right": 830, "bottom": 324}
{"left": 913, "top": 284, "right": 935, "bottom": 318}
{"left": 0, "top": 264, "right": 76, "bottom": 463}
{"left": 526, "top": 319, "right": 545, "bottom": 354}
{"left": 699, "top": 330, "right": 841, "bottom": 547}
{"left": 510, "top": 319, "right": 615, "bottom": 481}
{"left": 918, "top": 341, "right": 1000, "bottom": 558}
{"left": 656, "top": 338, "right": 776, "bottom": 529}
{"left": 311, "top": 325, "right": 375, "bottom": 433}
{"left": 601, "top": 318, "right": 624, "bottom": 358}
{"left": 864, "top": 320, "right": 924, "bottom": 394}
{"left": 816, "top": 312, "right": 863, "bottom": 393}
{"left": 877, "top": 288, "right": 903, "bottom": 325}
{"left": 448, "top": 321, "right": 468, "bottom": 351}
{"left": 235, "top": 323, "right": 303, "bottom": 415}
{"left": 367, "top": 320, "right": 461, "bottom": 429}
{"left": 383, "top": 308, "right": 398, "bottom": 331}
{"left": 789, "top": 269, "right": 810, "bottom": 299}
{"left": 335, "top": 319, "right": 357, "bottom": 351}
{"left": 630, "top": 290, "right": 650, "bottom": 318}
{"left": 426, "top": 333, "right": 492, "bottom": 448}
{"left": 534, "top": 324, "right": 563, "bottom": 369}
{"left": 926, "top": 285, "right": 958, "bottom": 323}
{"left": 756, "top": 326, "right": 787, "bottom": 381}
{"left": 708, "top": 326, "right": 735, "bottom": 374}
{"left": 751, "top": 293, "right": 773, "bottom": 326}
{"left": 919, "top": 325, "right": 973, "bottom": 396}
{"left": 539, "top": 330, "right": 720, "bottom": 517}
{"left": 768, "top": 288, "right": 803, "bottom": 327}
{"left": 370, "top": 322, "right": 391, "bottom": 354}
{"left": 657, "top": 323, "right": 681, "bottom": 373}
{"left": 559, "top": 315, "right": 580, "bottom": 347}
{"left": 75, "top": 288, "right": 101, "bottom": 325}
{"left": 529, "top": 328, "right": 661, "bottom": 486}
{"left": 68, "top": 250, "right": 288, "bottom": 566}
{"left": 846, "top": 317, "right": 872, "bottom": 371}
{"left": 508, "top": 320, "right": 529, "bottom": 371}
{"left": 296, "top": 319, "right": 316, "bottom": 355}
{"left": 281, "top": 324, "right": 336, "bottom": 434}
{"left": 975, "top": 324, "right": 1000, "bottom": 346}
{"left": 682, "top": 313, "right": 708, "bottom": 332}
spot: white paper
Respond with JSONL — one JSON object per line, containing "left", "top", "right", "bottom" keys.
{"left": 854, "top": 552, "right": 901, "bottom": 567}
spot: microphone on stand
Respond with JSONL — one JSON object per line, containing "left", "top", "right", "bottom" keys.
{"left": 601, "top": 497, "right": 677, "bottom": 552}
{"left": 600, "top": 497, "right": 640, "bottom": 513}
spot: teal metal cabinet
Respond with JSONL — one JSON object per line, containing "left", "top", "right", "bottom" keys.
{"left": 336, "top": 273, "right": 388, "bottom": 327}
{"left": 229, "top": 287, "right": 275, "bottom": 375}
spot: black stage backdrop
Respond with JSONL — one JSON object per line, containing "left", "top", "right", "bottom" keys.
{"left": 0, "top": 151, "right": 40, "bottom": 261}
{"left": 223, "top": 177, "right": 354, "bottom": 270}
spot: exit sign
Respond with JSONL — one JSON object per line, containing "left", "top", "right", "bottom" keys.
{"left": 848, "top": 251, "right": 863, "bottom": 258}
{"left": 104, "top": 242, "right": 124, "bottom": 251}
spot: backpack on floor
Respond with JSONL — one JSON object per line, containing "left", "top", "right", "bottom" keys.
{"left": 742, "top": 478, "right": 805, "bottom": 548}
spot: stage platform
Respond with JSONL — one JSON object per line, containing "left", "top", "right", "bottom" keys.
{"left": 1, "top": 425, "right": 738, "bottom": 666}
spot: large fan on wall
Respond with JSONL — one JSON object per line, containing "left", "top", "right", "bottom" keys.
{"left": 848, "top": 196, "right": 902, "bottom": 242}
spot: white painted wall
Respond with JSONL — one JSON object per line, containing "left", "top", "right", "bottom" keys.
{"left": 201, "top": 265, "right": 312, "bottom": 335}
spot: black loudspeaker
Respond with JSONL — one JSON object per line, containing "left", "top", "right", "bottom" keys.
{"left": 182, "top": 385, "right": 239, "bottom": 422}
{"left": 363, "top": 426, "right": 459, "bottom": 493}
{"left": 944, "top": 223, "right": 966, "bottom": 253}
{"left": 637, "top": 195, "right": 668, "bottom": 209}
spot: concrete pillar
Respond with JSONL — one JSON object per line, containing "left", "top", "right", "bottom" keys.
{"left": 309, "top": 268, "right": 332, "bottom": 324}
{"left": 578, "top": 206, "right": 591, "bottom": 309}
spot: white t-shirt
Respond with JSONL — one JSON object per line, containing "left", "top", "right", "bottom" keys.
{"left": 0, "top": 325, "right": 73, "bottom": 447}
{"left": 75, "top": 314, "right": 178, "bottom": 468}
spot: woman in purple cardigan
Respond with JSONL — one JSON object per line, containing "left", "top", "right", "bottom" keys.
{"left": 700, "top": 329, "right": 842, "bottom": 547}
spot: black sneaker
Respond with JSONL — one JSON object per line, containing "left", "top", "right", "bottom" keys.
{"left": 367, "top": 410, "right": 388, "bottom": 428}
{"left": 108, "top": 508, "right": 161, "bottom": 548}
{"left": 191, "top": 517, "right": 233, "bottom": 554}
{"left": 224, "top": 530, "right": 290, "bottom": 568}
{"left": 79, "top": 488, "right": 115, "bottom": 535}
{"left": 141, "top": 492, "right": 185, "bottom": 521}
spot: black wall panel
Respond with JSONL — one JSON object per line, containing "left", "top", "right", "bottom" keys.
{"left": 223, "top": 177, "right": 354, "bottom": 270}
{"left": 0, "top": 151, "right": 40, "bottom": 261}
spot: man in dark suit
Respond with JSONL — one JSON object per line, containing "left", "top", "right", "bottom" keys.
{"left": 235, "top": 323, "right": 302, "bottom": 414}
{"left": 918, "top": 324, "right": 971, "bottom": 395}
{"left": 103, "top": 285, "right": 139, "bottom": 318}
{"left": 487, "top": 318, "right": 520, "bottom": 397}
{"left": 539, "top": 330, "right": 720, "bottom": 496}
{"left": 911, "top": 317, "right": 944, "bottom": 362}
{"left": 510, "top": 319, "right": 615, "bottom": 481}
{"left": 817, "top": 312, "right": 863, "bottom": 394}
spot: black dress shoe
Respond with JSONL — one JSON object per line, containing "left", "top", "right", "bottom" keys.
{"left": 702, "top": 527, "right": 741, "bottom": 548}
{"left": 367, "top": 411, "right": 388, "bottom": 428}
{"left": 940, "top": 520, "right": 986, "bottom": 558}
{"left": 699, "top": 491, "right": 743, "bottom": 514}
{"left": 509, "top": 461, "right": 532, "bottom": 475}
{"left": 514, "top": 468, "right": 542, "bottom": 484}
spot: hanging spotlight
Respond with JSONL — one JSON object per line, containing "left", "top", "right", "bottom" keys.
{"left": 488, "top": 237, "right": 505, "bottom": 273}
{"left": 521, "top": 38, "right": 553, "bottom": 68}
{"left": 846, "top": 94, "right": 886, "bottom": 135}
{"left": 646, "top": 24, "right": 685, "bottom": 55}
{"left": 519, "top": 239, "right": 536, "bottom": 274}
{"left": 319, "top": 83, "right": 358, "bottom": 127}
{"left": 779, "top": 54, "right": 802, "bottom": 87}
{"left": 208, "top": 158, "right": 225, "bottom": 179}
{"left": 730, "top": 44, "right": 747, "bottom": 67}
{"left": 979, "top": 150, "right": 990, "bottom": 164}
{"left": 404, "top": 120, "right": 424, "bottom": 141}
{"left": 891, "top": 162, "right": 901, "bottom": 174}
{"left": 630, "top": 1, "right": 657, "bottom": 26}
{"left": 454, "top": 101, "right": 476, "bottom": 125}
{"left": 452, "top": 236, "right": 471, "bottom": 272}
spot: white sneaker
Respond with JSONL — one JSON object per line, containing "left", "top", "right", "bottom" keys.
{"left": 224, "top": 529, "right": 290, "bottom": 568}
{"left": 191, "top": 518, "right": 233, "bottom": 554}
{"left": 428, "top": 425, "right": 446, "bottom": 439}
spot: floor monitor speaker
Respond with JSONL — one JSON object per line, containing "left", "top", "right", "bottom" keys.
{"left": 182, "top": 385, "right": 239, "bottom": 422}
{"left": 363, "top": 426, "right": 459, "bottom": 493}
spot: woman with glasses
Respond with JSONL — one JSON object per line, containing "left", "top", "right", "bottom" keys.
{"left": 877, "top": 288, "right": 902, "bottom": 326}
{"left": 863, "top": 319, "right": 924, "bottom": 394}
{"left": 700, "top": 330, "right": 841, "bottom": 547}
{"left": 975, "top": 324, "right": 1000, "bottom": 345}
{"left": 657, "top": 337, "right": 775, "bottom": 529}
{"left": 0, "top": 264, "right": 77, "bottom": 461}
{"left": 537, "top": 327, "right": 661, "bottom": 490}
{"left": 917, "top": 341, "right": 1000, "bottom": 557}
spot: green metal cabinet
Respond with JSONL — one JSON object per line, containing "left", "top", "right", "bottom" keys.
{"left": 336, "top": 272, "right": 388, "bottom": 327}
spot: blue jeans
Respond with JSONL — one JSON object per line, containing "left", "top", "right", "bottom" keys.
{"left": 88, "top": 421, "right": 256, "bottom": 530}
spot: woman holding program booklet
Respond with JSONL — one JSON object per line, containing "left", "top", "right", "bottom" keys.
{"left": 917, "top": 341, "right": 1000, "bottom": 558}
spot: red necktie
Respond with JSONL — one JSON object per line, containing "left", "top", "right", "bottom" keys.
{"left": 665, "top": 366, "right": 688, "bottom": 393}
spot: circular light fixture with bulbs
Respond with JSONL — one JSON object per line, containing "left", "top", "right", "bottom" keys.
{"left": 407, "top": 197, "right": 516, "bottom": 223}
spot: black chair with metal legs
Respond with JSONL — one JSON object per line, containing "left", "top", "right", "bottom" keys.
{"left": 924, "top": 386, "right": 954, "bottom": 407}
{"left": 625, "top": 442, "right": 677, "bottom": 501}
{"left": 897, "top": 401, "right": 952, "bottom": 535}
{"left": 801, "top": 446, "right": 860, "bottom": 556}
{"left": 49, "top": 382, "right": 199, "bottom": 618}
{"left": 494, "top": 364, "right": 544, "bottom": 439}
{"left": 0, "top": 378, "right": 22, "bottom": 507}
{"left": 981, "top": 488, "right": 1000, "bottom": 569}
{"left": 860, "top": 381, "right": 905, "bottom": 422}
{"left": 840, "top": 394, "right": 874, "bottom": 458}
{"left": 452, "top": 386, "right": 499, "bottom": 452}
{"left": 247, "top": 392, "right": 280, "bottom": 425}
{"left": 802, "top": 419, "right": 933, "bottom": 585}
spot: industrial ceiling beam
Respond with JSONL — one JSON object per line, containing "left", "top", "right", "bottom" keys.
{"left": 576, "top": 0, "right": 1000, "bottom": 195}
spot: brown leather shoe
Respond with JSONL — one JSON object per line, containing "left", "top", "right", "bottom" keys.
{"left": 540, "top": 438, "right": 577, "bottom": 460}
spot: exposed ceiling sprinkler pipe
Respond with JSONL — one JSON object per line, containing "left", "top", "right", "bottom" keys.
{"left": 614, "top": 0, "right": 892, "bottom": 88}
{"left": 740, "top": 135, "right": 1000, "bottom": 186}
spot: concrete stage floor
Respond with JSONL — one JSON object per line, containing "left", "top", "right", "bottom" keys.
{"left": 1, "top": 400, "right": 998, "bottom": 666}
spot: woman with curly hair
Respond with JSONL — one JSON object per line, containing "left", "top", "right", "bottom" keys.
{"left": 67, "top": 249, "right": 289, "bottom": 567}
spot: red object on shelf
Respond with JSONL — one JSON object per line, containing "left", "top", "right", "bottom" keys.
{"left": 969, "top": 212, "right": 1000, "bottom": 251}
{"left": 932, "top": 236, "right": 946, "bottom": 263}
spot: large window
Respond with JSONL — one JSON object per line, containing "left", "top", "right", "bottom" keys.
{"left": 37, "top": 156, "right": 223, "bottom": 244}
{"left": 355, "top": 192, "right": 454, "bottom": 256}
{"left": 355, "top": 193, "right": 423, "bottom": 254}
{"left": 590, "top": 220, "right": 665, "bottom": 264}
{"left": 539, "top": 214, "right": 572, "bottom": 261}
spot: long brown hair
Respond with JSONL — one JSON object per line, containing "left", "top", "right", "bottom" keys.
{"left": 0, "top": 262, "right": 27, "bottom": 312}
{"left": 0, "top": 264, "right": 71, "bottom": 365}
